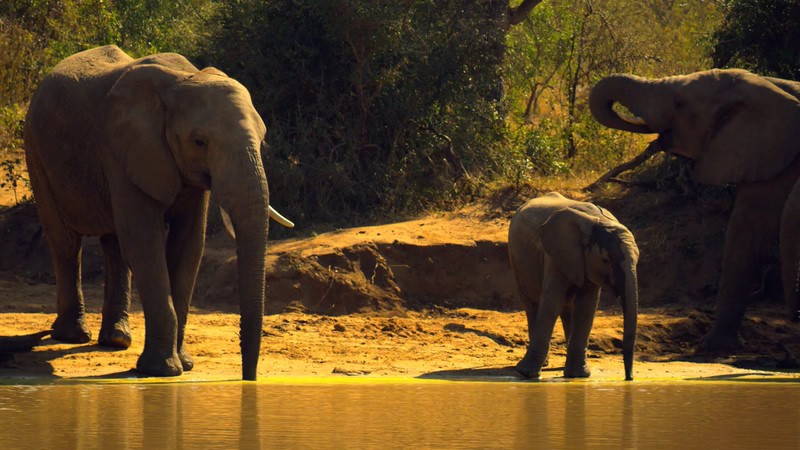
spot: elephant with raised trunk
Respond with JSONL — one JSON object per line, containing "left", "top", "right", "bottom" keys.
{"left": 590, "top": 69, "right": 800, "bottom": 351}
{"left": 24, "top": 45, "right": 293, "bottom": 380}
{"left": 509, "top": 192, "right": 639, "bottom": 380}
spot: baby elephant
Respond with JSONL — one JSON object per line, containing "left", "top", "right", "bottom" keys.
{"left": 509, "top": 192, "right": 639, "bottom": 380}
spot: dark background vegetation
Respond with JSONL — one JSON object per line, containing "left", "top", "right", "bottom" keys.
{"left": 0, "top": 0, "right": 796, "bottom": 231}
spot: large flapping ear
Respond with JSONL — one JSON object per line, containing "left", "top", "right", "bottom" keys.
{"left": 105, "top": 64, "right": 185, "bottom": 205}
{"left": 540, "top": 208, "right": 597, "bottom": 286}
{"left": 693, "top": 71, "right": 800, "bottom": 184}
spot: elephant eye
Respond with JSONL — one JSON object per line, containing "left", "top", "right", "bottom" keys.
{"left": 194, "top": 138, "right": 208, "bottom": 149}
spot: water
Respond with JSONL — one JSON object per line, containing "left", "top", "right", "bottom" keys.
{"left": 1, "top": 380, "right": 799, "bottom": 449}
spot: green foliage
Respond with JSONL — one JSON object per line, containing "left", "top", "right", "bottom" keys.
{"left": 0, "top": 0, "right": 215, "bottom": 178}
{"left": 501, "top": 0, "right": 721, "bottom": 183}
{"left": 206, "top": 0, "right": 509, "bottom": 222}
{"left": 0, "top": 0, "right": 214, "bottom": 107}
{"left": 712, "top": 0, "right": 800, "bottom": 78}
{"left": 0, "top": 0, "right": 728, "bottom": 221}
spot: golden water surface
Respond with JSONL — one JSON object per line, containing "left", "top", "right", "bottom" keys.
{"left": 1, "top": 379, "right": 799, "bottom": 448}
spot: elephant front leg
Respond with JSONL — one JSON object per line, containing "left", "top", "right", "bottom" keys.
{"left": 116, "top": 200, "right": 182, "bottom": 377}
{"left": 166, "top": 192, "right": 210, "bottom": 372}
{"left": 701, "top": 181, "right": 788, "bottom": 352}
{"left": 98, "top": 234, "right": 132, "bottom": 349}
{"left": 563, "top": 285, "right": 600, "bottom": 378}
{"left": 780, "top": 180, "right": 800, "bottom": 321}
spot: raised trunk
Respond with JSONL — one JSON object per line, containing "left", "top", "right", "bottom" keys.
{"left": 620, "top": 263, "right": 639, "bottom": 381}
{"left": 589, "top": 75, "right": 660, "bottom": 134}
{"left": 215, "top": 151, "right": 269, "bottom": 381}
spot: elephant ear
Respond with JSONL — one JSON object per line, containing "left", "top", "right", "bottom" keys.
{"left": 540, "top": 208, "right": 597, "bottom": 286}
{"left": 105, "top": 64, "right": 185, "bottom": 205}
{"left": 694, "top": 72, "right": 800, "bottom": 184}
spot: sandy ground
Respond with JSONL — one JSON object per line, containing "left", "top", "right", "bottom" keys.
{"left": 2, "top": 205, "right": 800, "bottom": 383}
{"left": 2, "top": 305, "right": 798, "bottom": 383}
{"left": 1, "top": 170, "right": 800, "bottom": 383}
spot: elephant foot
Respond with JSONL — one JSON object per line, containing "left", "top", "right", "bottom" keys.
{"left": 178, "top": 349, "right": 194, "bottom": 371}
{"left": 564, "top": 363, "right": 591, "bottom": 379}
{"left": 98, "top": 319, "right": 132, "bottom": 349}
{"left": 51, "top": 316, "right": 91, "bottom": 344}
{"left": 698, "top": 329, "right": 744, "bottom": 354}
{"left": 136, "top": 350, "right": 183, "bottom": 377}
{"left": 515, "top": 353, "right": 543, "bottom": 379}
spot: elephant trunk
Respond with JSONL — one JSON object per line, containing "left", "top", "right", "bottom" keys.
{"left": 215, "top": 151, "right": 269, "bottom": 381}
{"left": 589, "top": 75, "right": 661, "bottom": 134}
{"left": 620, "top": 262, "right": 639, "bottom": 381}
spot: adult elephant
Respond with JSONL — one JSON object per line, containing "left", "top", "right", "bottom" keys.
{"left": 24, "top": 45, "right": 293, "bottom": 380}
{"left": 508, "top": 192, "right": 639, "bottom": 380}
{"left": 589, "top": 69, "right": 800, "bottom": 351}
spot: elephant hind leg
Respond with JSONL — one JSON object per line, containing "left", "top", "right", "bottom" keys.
{"left": 46, "top": 226, "right": 90, "bottom": 344}
{"left": 27, "top": 159, "right": 90, "bottom": 343}
{"left": 98, "top": 234, "right": 132, "bottom": 349}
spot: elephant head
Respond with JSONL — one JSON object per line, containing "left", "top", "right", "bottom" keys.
{"left": 104, "top": 64, "right": 281, "bottom": 380}
{"left": 589, "top": 69, "right": 800, "bottom": 185}
{"left": 541, "top": 209, "right": 639, "bottom": 380}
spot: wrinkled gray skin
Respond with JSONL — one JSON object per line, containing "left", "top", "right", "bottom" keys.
{"left": 590, "top": 69, "right": 800, "bottom": 351}
{"left": 780, "top": 180, "right": 800, "bottom": 322}
{"left": 24, "top": 45, "right": 278, "bottom": 380}
{"left": 509, "top": 192, "right": 639, "bottom": 381}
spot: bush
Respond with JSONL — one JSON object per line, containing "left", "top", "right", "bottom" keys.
{"left": 204, "top": 0, "right": 510, "bottom": 224}
{"left": 712, "top": 0, "right": 800, "bottom": 78}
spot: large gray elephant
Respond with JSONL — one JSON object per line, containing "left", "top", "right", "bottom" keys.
{"left": 24, "top": 45, "right": 292, "bottom": 380}
{"left": 590, "top": 69, "right": 800, "bottom": 351}
{"left": 508, "top": 192, "right": 639, "bottom": 380}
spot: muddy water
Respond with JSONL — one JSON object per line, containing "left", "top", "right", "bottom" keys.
{"left": 1, "top": 380, "right": 799, "bottom": 448}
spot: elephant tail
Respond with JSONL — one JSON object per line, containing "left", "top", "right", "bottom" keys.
{"left": 794, "top": 255, "right": 800, "bottom": 322}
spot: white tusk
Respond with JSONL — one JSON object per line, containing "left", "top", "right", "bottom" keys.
{"left": 269, "top": 205, "right": 295, "bottom": 228}
{"left": 619, "top": 113, "right": 647, "bottom": 126}
{"left": 220, "top": 207, "right": 236, "bottom": 239}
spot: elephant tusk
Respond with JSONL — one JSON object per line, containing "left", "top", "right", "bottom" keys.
{"left": 619, "top": 113, "right": 647, "bottom": 126}
{"left": 220, "top": 205, "right": 295, "bottom": 239}
{"left": 220, "top": 207, "right": 236, "bottom": 239}
{"left": 269, "top": 205, "right": 295, "bottom": 228}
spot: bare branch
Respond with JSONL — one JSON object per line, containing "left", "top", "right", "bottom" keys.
{"left": 507, "top": 0, "right": 545, "bottom": 27}
{"left": 583, "top": 139, "right": 662, "bottom": 192}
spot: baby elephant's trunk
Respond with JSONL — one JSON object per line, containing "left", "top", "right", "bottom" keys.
{"left": 621, "top": 264, "right": 639, "bottom": 381}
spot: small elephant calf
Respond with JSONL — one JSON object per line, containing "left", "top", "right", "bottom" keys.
{"left": 508, "top": 192, "right": 639, "bottom": 380}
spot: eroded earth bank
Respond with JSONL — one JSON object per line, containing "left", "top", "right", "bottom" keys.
{"left": 2, "top": 185, "right": 800, "bottom": 382}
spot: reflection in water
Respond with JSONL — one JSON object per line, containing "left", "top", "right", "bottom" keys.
{"left": 1, "top": 381, "right": 799, "bottom": 448}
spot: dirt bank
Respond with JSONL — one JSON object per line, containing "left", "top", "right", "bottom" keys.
{"left": 2, "top": 182, "right": 800, "bottom": 382}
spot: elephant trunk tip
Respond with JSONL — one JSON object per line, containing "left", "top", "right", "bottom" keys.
{"left": 242, "top": 367, "right": 257, "bottom": 381}
{"left": 624, "top": 349, "right": 634, "bottom": 381}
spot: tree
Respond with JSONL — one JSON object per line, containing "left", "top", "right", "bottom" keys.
{"left": 712, "top": 0, "right": 800, "bottom": 79}
{"left": 502, "top": 0, "right": 721, "bottom": 177}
